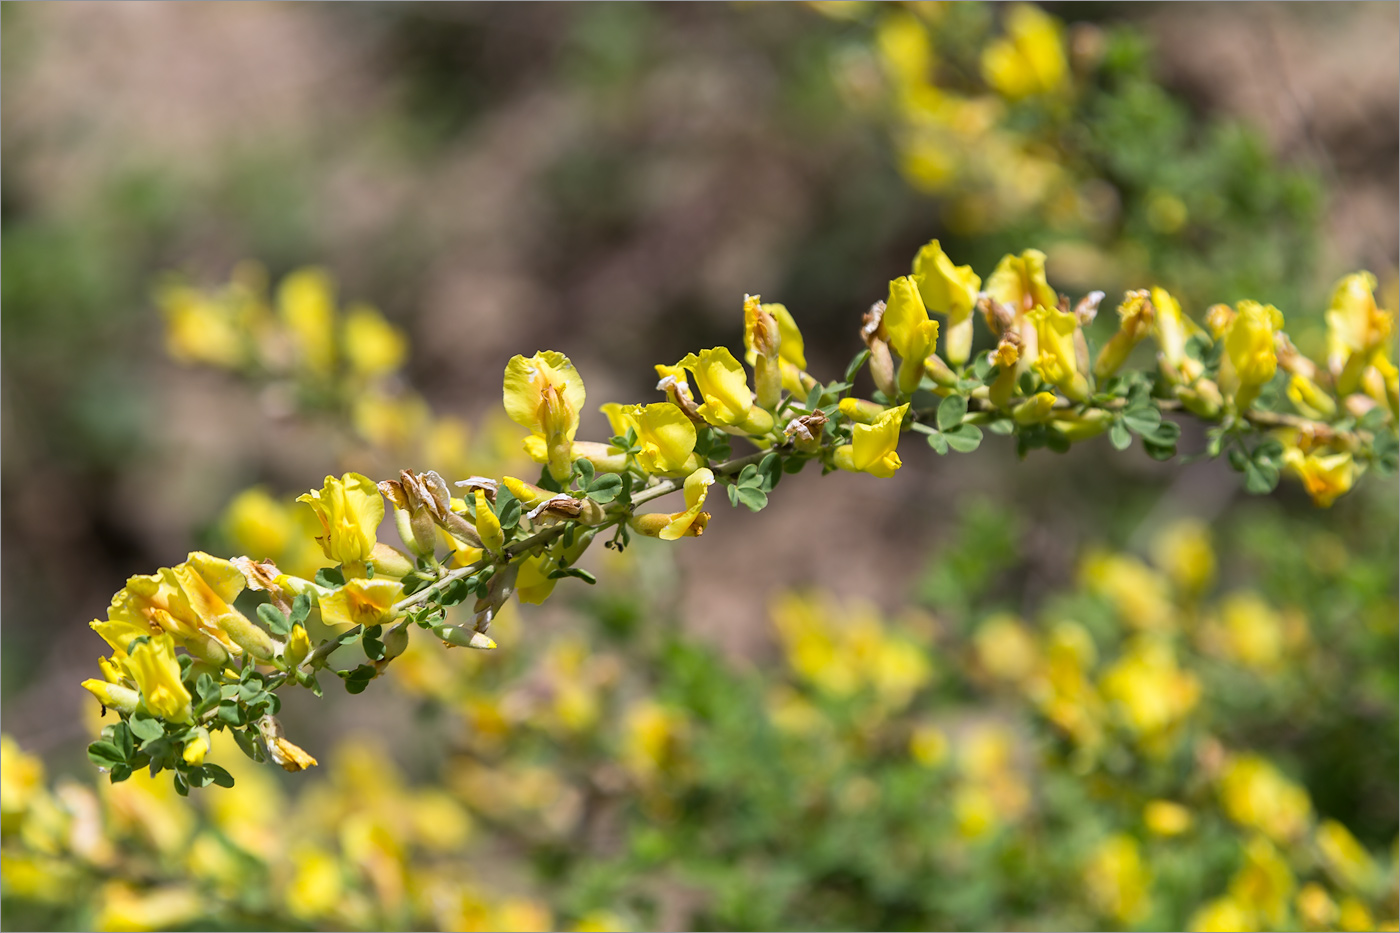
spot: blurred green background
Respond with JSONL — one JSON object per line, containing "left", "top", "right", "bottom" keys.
{"left": 1, "top": 3, "right": 1396, "bottom": 930}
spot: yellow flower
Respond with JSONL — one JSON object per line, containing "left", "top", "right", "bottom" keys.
{"left": 1150, "top": 518, "right": 1216, "bottom": 596}
{"left": 96, "top": 882, "right": 204, "bottom": 933}
{"left": 277, "top": 268, "right": 337, "bottom": 377}
{"left": 1144, "top": 799, "right": 1193, "bottom": 836}
{"left": 1099, "top": 638, "right": 1200, "bottom": 753}
{"left": 744, "top": 295, "right": 782, "bottom": 410}
{"left": 987, "top": 249, "right": 1057, "bottom": 318}
{"left": 1317, "top": 819, "right": 1375, "bottom": 891}
{"left": 297, "top": 473, "right": 384, "bottom": 568}
{"left": 1081, "top": 550, "right": 1174, "bottom": 630}
{"left": 981, "top": 3, "right": 1068, "bottom": 100}
{"left": 124, "top": 634, "right": 193, "bottom": 723}
{"left": 223, "top": 487, "right": 296, "bottom": 562}
{"left": 112, "top": 552, "right": 274, "bottom": 663}
{"left": 1221, "top": 300, "right": 1284, "bottom": 410}
{"left": 473, "top": 489, "right": 505, "bottom": 554}
{"left": 1282, "top": 448, "right": 1355, "bottom": 508}
{"left": 1027, "top": 305, "right": 1089, "bottom": 401}
{"left": 1151, "top": 286, "right": 1205, "bottom": 382}
{"left": 515, "top": 552, "right": 558, "bottom": 606}
{"left": 628, "top": 468, "right": 713, "bottom": 540}
{"left": 1219, "top": 754, "right": 1311, "bottom": 843}
{"left": 504, "top": 351, "right": 587, "bottom": 482}
{"left": 621, "top": 701, "right": 688, "bottom": 783}
{"left": 285, "top": 845, "right": 342, "bottom": 920}
{"left": 158, "top": 286, "right": 248, "bottom": 370}
{"left": 81, "top": 679, "right": 140, "bottom": 715}
{"left": 182, "top": 729, "right": 210, "bottom": 767}
{"left": 318, "top": 578, "right": 404, "bottom": 628}
{"left": 834, "top": 403, "right": 908, "bottom": 478}
{"left": 1286, "top": 372, "right": 1338, "bottom": 419}
{"left": 909, "top": 724, "right": 950, "bottom": 768}
{"left": 266, "top": 735, "right": 318, "bottom": 773}
{"left": 973, "top": 613, "right": 1039, "bottom": 683}
{"left": 1094, "top": 289, "right": 1156, "bottom": 379}
{"left": 675, "top": 348, "right": 774, "bottom": 435}
{"left": 767, "top": 302, "right": 809, "bottom": 395}
{"left": 912, "top": 240, "right": 981, "bottom": 366}
{"left": 1188, "top": 895, "right": 1256, "bottom": 933}
{"left": 1338, "top": 897, "right": 1375, "bottom": 933}
{"left": 624, "top": 403, "right": 700, "bottom": 476}
{"left": 883, "top": 276, "right": 940, "bottom": 394}
{"left": 1326, "top": 271, "right": 1393, "bottom": 393}
{"left": 1217, "top": 591, "right": 1285, "bottom": 671}
{"left": 1083, "top": 834, "right": 1150, "bottom": 924}
{"left": 1296, "top": 882, "right": 1337, "bottom": 930}
{"left": 1229, "top": 835, "right": 1294, "bottom": 929}
{"left": 342, "top": 305, "right": 406, "bottom": 378}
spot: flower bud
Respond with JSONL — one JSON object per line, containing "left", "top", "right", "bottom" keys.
{"left": 501, "top": 476, "right": 552, "bottom": 509}
{"left": 923, "top": 352, "right": 959, "bottom": 387}
{"left": 745, "top": 295, "right": 782, "bottom": 411}
{"left": 474, "top": 490, "right": 505, "bottom": 554}
{"left": 217, "top": 610, "right": 277, "bottom": 661}
{"left": 81, "top": 679, "right": 140, "bottom": 716}
{"left": 1175, "top": 380, "right": 1222, "bottom": 419}
{"left": 369, "top": 542, "right": 415, "bottom": 580}
{"left": 1014, "top": 391, "right": 1058, "bottom": 424}
{"left": 838, "top": 398, "right": 889, "bottom": 424}
{"left": 1052, "top": 409, "right": 1112, "bottom": 442}
{"left": 432, "top": 623, "right": 497, "bottom": 650}
{"left": 381, "top": 624, "right": 409, "bottom": 661}
{"left": 1286, "top": 373, "right": 1337, "bottom": 420}
{"left": 283, "top": 623, "right": 311, "bottom": 670}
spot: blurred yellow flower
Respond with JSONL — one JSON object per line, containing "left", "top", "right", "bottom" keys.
{"left": 1084, "top": 834, "right": 1150, "bottom": 924}
{"left": 913, "top": 239, "right": 980, "bottom": 365}
{"left": 1151, "top": 518, "right": 1216, "bottom": 596}
{"left": 1229, "top": 835, "right": 1294, "bottom": 929}
{"left": 973, "top": 613, "right": 1039, "bottom": 683}
{"left": 278, "top": 267, "right": 337, "bottom": 377}
{"left": 1317, "top": 819, "right": 1375, "bottom": 892}
{"left": 342, "top": 304, "right": 406, "bottom": 379}
{"left": 1188, "top": 895, "right": 1256, "bottom": 933}
{"left": 981, "top": 3, "right": 1068, "bottom": 100}
{"left": 1144, "top": 799, "right": 1193, "bottom": 837}
{"left": 1219, "top": 754, "right": 1311, "bottom": 844}
{"left": 1220, "top": 300, "right": 1284, "bottom": 410}
{"left": 1099, "top": 638, "right": 1200, "bottom": 753}
{"left": 1081, "top": 550, "right": 1174, "bottom": 631}
{"left": 1216, "top": 591, "right": 1285, "bottom": 671}
{"left": 1283, "top": 448, "right": 1355, "bottom": 508}
{"left": 95, "top": 882, "right": 203, "bottom": 933}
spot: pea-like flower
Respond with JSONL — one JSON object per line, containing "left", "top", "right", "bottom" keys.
{"left": 124, "top": 634, "right": 194, "bottom": 724}
{"left": 834, "top": 404, "right": 909, "bottom": 478}
{"left": 504, "top": 351, "right": 586, "bottom": 482}
{"left": 675, "top": 348, "right": 775, "bottom": 436}
{"left": 297, "top": 473, "right": 384, "bottom": 570}
{"left": 1149, "top": 287, "right": 1204, "bottom": 383}
{"left": 1282, "top": 448, "right": 1354, "bottom": 508}
{"left": 1325, "top": 271, "right": 1394, "bottom": 394}
{"left": 1027, "top": 306, "right": 1089, "bottom": 402}
{"left": 980, "top": 3, "right": 1068, "bottom": 101}
{"left": 913, "top": 240, "right": 980, "bottom": 366}
{"left": 1220, "top": 300, "right": 1284, "bottom": 411}
{"left": 318, "top": 577, "right": 405, "bottom": 629}
{"left": 602, "top": 402, "right": 700, "bottom": 476}
{"left": 631, "top": 468, "right": 715, "bottom": 540}
{"left": 882, "top": 276, "right": 940, "bottom": 396}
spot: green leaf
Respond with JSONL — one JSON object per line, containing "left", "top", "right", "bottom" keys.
{"left": 289, "top": 594, "right": 312, "bottom": 627}
{"left": 972, "top": 352, "right": 993, "bottom": 380}
{"left": 736, "top": 464, "right": 760, "bottom": 487}
{"left": 547, "top": 567, "right": 598, "bottom": 584}
{"left": 1122, "top": 407, "right": 1161, "bottom": 435}
{"left": 575, "top": 458, "right": 596, "bottom": 488}
{"left": 204, "top": 763, "right": 236, "bottom": 788}
{"left": 1046, "top": 429, "right": 1071, "bottom": 454}
{"left": 217, "top": 701, "right": 245, "bottom": 726}
{"left": 172, "top": 771, "right": 190, "bottom": 797}
{"left": 586, "top": 474, "right": 623, "bottom": 504}
{"left": 1244, "top": 459, "right": 1280, "bottom": 494}
{"left": 926, "top": 431, "right": 949, "bottom": 455}
{"left": 726, "top": 483, "right": 740, "bottom": 507}
{"left": 195, "top": 673, "right": 220, "bottom": 711}
{"left": 128, "top": 716, "right": 163, "bottom": 743}
{"left": 341, "top": 664, "right": 377, "bottom": 695}
{"left": 986, "top": 418, "right": 1015, "bottom": 436}
{"left": 1109, "top": 420, "right": 1132, "bottom": 451}
{"left": 87, "top": 740, "right": 127, "bottom": 768}
{"left": 757, "top": 453, "right": 782, "bottom": 491}
{"left": 494, "top": 488, "right": 521, "bottom": 531}
{"left": 1147, "top": 421, "right": 1181, "bottom": 444}
{"left": 232, "top": 727, "right": 262, "bottom": 762}
{"left": 937, "top": 395, "right": 968, "bottom": 432}
{"left": 1018, "top": 371, "right": 1040, "bottom": 396}
{"left": 804, "top": 384, "right": 824, "bottom": 412}
{"left": 844, "top": 348, "right": 871, "bottom": 383}
{"left": 257, "top": 602, "right": 291, "bottom": 637}
{"left": 314, "top": 567, "right": 345, "bottom": 588}
{"left": 944, "top": 423, "right": 983, "bottom": 453}
{"left": 735, "top": 486, "right": 768, "bottom": 512}
{"left": 1143, "top": 439, "right": 1178, "bottom": 462}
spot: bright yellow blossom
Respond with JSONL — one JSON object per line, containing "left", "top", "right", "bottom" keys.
{"left": 1027, "top": 305, "right": 1089, "bottom": 401}
{"left": 912, "top": 239, "right": 980, "bottom": 365}
{"left": 474, "top": 489, "right": 505, "bottom": 554}
{"left": 662, "top": 468, "right": 715, "bottom": 540}
{"left": 504, "top": 351, "right": 587, "bottom": 482}
{"left": 1283, "top": 448, "right": 1355, "bottom": 508}
{"left": 298, "top": 473, "right": 384, "bottom": 569}
{"left": 981, "top": 3, "right": 1068, "bottom": 100}
{"left": 1151, "top": 286, "right": 1205, "bottom": 382}
{"left": 1230, "top": 835, "right": 1294, "bottom": 929}
{"left": 1099, "top": 638, "right": 1199, "bottom": 754}
{"left": 1219, "top": 754, "right": 1311, "bottom": 844}
{"left": 1144, "top": 799, "right": 1193, "bottom": 836}
{"left": 96, "top": 882, "right": 204, "bottom": 933}
{"left": 319, "top": 578, "right": 404, "bottom": 629}
{"left": 81, "top": 679, "right": 141, "bottom": 715}
{"left": 1220, "top": 300, "right": 1284, "bottom": 410}
{"left": 277, "top": 267, "right": 337, "bottom": 377}
{"left": 1296, "top": 882, "right": 1338, "bottom": 929}
{"left": 124, "top": 634, "right": 193, "bottom": 723}
{"left": 1317, "top": 819, "right": 1375, "bottom": 892}
{"left": 1083, "top": 834, "right": 1150, "bottom": 924}
{"left": 676, "top": 347, "right": 775, "bottom": 435}
{"left": 1188, "top": 895, "right": 1257, "bottom": 933}
{"left": 834, "top": 403, "right": 908, "bottom": 478}
{"left": 607, "top": 402, "right": 700, "bottom": 476}
{"left": 182, "top": 729, "right": 210, "bottom": 767}
{"left": 883, "top": 276, "right": 940, "bottom": 394}
{"left": 515, "top": 552, "right": 558, "bottom": 606}
{"left": 1326, "top": 271, "right": 1394, "bottom": 393}
{"left": 342, "top": 305, "right": 406, "bottom": 378}
{"left": 1151, "top": 518, "right": 1216, "bottom": 596}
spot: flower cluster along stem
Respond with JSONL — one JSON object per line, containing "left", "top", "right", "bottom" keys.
{"left": 81, "top": 246, "right": 1398, "bottom": 790}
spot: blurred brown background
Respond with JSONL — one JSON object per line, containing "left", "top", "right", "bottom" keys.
{"left": 3, "top": 1, "right": 1395, "bottom": 767}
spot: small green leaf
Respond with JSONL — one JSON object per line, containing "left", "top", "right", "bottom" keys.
{"left": 204, "top": 763, "right": 236, "bottom": 788}
{"left": 315, "top": 567, "right": 345, "bottom": 588}
{"left": 1109, "top": 421, "right": 1132, "bottom": 451}
{"left": 128, "top": 716, "right": 163, "bottom": 743}
{"left": 1244, "top": 460, "right": 1279, "bottom": 494}
{"left": 804, "top": 384, "right": 824, "bottom": 412}
{"left": 1046, "top": 429, "right": 1071, "bottom": 454}
{"left": 289, "top": 594, "right": 312, "bottom": 627}
{"left": 986, "top": 418, "right": 1015, "bottom": 436}
{"left": 944, "top": 423, "right": 983, "bottom": 453}
{"left": 586, "top": 474, "right": 623, "bottom": 503}
{"left": 494, "top": 488, "right": 521, "bottom": 531}
{"left": 735, "top": 486, "right": 768, "bottom": 512}
{"left": 547, "top": 567, "right": 598, "bottom": 585}
{"left": 1122, "top": 407, "right": 1162, "bottom": 435}
{"left": 844, "top": 348, "right": 871, "bottom": 383}
{"left": 217, "top": 701, "right": 245, "bottom": 726}
{"left": 575, "top": 458, "right": 596, "bottom": 488}
{"left": 926, "top": 431, "right": 949, "bottom": 455}
{"left": 257, "top": 603, "right": 291, "bottom": 637}
{"left": 87, "top": 740, "right": 127, "bottom": 768}
{"left": 232, "top": 727, "right": 262, "bottom": 762}
{"left": 972, "top": 352, "right": 993, "bottom": 380}
{"left": 937, "top": 395, "right": 968, "bottom": 432}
